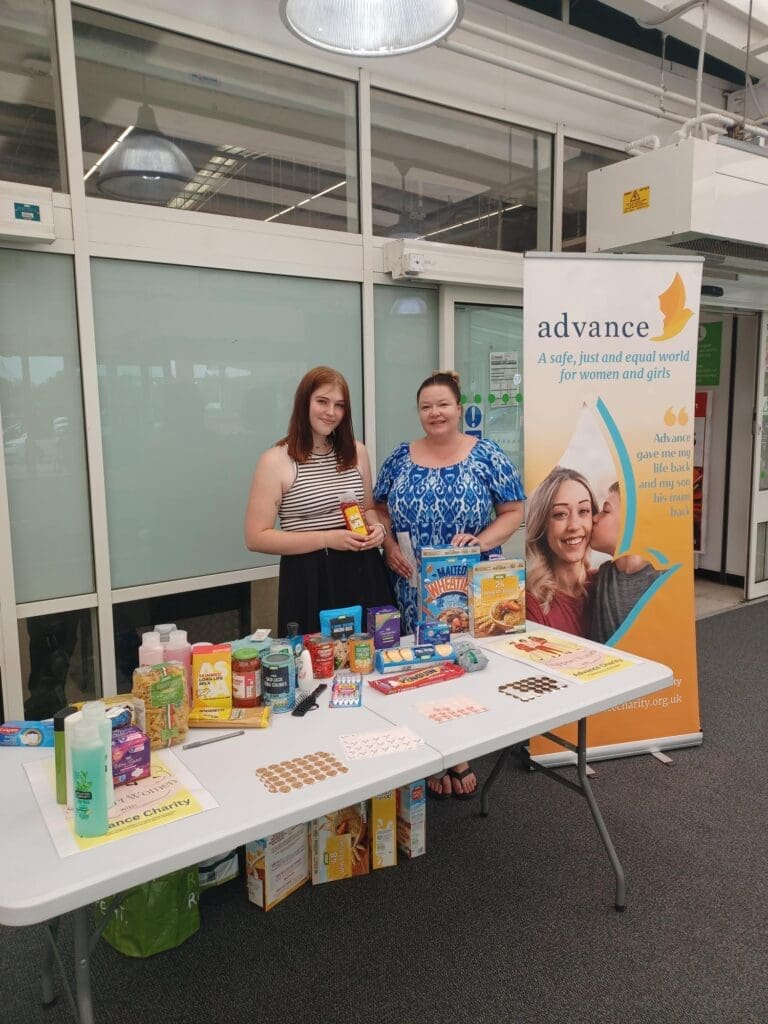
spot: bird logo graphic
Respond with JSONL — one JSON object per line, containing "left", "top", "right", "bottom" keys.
{"left": 650, "top": 272, "right": 694, "bottom": 341}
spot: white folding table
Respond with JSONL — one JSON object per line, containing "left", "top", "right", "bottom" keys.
{"left": 0, "top": 630, "right": 672, "bottom": 1024}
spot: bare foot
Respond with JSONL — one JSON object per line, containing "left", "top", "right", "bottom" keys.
{"left": 427, "top": 772, "right": 451, "bottom": 798}
{"left": 448, "top": 762, "right": 477, "bottom": 797}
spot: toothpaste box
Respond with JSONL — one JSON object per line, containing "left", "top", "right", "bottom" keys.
{"left": 245, "top": 823, "right": 309, "bottom": 911}
{"left": 366, "top": 605, "right": 401, "bottom": 649}
{"left": 419, "top": 546, "right": 481, "bottom": 634}
{"left": 396, "top": 780, "right": 426, "bottom": 859}
{"left": 311, "top": 802, "right": 370, "bottom": 884}
{"left": 370, "top": 791, "right": 397, "bottom": 870}
{"left": 468, "top": 558, "right": 526, "bottom": 638}
{"left": 0, "top": 720, "right": 54, "bottom": 747}
{"left": 416, "top": 621, "right": 451, "bottom": 645}
{"left": 111, "top": 726, "right": 151, "bottom": 787}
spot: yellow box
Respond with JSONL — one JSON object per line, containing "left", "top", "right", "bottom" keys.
{"left": 468, "top": 559, "right": 526, "bottom": 638}
{"left": 311, "top": 803, "right": 369, "bottom": 884}
{"left": 370, "top": 791, "right": 397, "bottom": 870}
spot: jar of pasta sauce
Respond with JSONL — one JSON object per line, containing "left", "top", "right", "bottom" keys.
{"left": 232, "top": 646, "right": 262, "bottom": 708}
{"left": 306, "top": 634, "right": 334, "bottom": 679}
{"left": 348, "top": 633, "right": 374, "bottom": 674}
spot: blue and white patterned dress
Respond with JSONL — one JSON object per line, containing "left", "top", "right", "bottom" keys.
{"left": 373, "top": 439, "right": 525, "bottom": 633}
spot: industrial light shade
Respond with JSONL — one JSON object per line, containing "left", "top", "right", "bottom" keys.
{"left": 279, "top": 0, "right": 464, "bottom": 57}
{"left": 96, "top": 103, "right": 194, "bottom": 204}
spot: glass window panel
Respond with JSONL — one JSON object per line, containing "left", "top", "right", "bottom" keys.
{"left": 562, "top": 138, "right": 624, "bottom": 252}
{"left": 0, "top": 250, "right": 94, "bottom": 603}
{"left": 755, "top": 522, "right": 767, "bottom": 584}
{"left": 374, "top": 285, "right": 439, "bottom": 467}
{"left": 113, "top": 583, "right": 250, "bottom": 691}
{"left": 371, "top": 90, "right": 551, "bottom": 251}
{"left": 0, "top": 0, "right": 65, "bottom": 190}
{"left": 91, "top": 258, "right": 362, "bottom": 588}
{"left": 759, "top": 342, "right": 768, "bottom": 492}
{"left": 19, "top": 610, "right": 99, "bottom": 719}
{"left": 454, "top": 303, "right": 524, "bottom": 473}
{"left": 73, "top": 6, "right": 358, "bottom": 230}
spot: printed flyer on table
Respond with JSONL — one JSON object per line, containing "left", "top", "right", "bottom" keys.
{"left": 25, "top": 749, "right": 218, "bottom": 857}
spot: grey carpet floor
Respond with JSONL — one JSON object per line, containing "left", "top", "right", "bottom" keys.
{"left": 2, "top": 601, "right": 766, "bottom": 1024}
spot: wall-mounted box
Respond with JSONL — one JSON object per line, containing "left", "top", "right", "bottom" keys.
{"left": 0, "top": 181, "right": 55, "bottom": 243}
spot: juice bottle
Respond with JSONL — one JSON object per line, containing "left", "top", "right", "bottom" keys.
{"left": 138, "top": 631, "right": 164, "bottom": 666}
{"left": 340, "top": 490, "right": 369, "bottom": 536}
{"left": 71, "top": 721, "right": 109, "bottom": 838}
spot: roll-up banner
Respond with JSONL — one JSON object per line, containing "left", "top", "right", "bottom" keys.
{"left": 523, "top": 254, "right": 703, "bottom": 761}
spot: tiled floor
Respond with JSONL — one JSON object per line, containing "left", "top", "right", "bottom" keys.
{"left": 694, "top": 578, "right": 745, "bottom": 619}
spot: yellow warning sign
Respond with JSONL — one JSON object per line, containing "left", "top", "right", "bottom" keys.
{"left": 623, "top": 186, "right": 650, "bottom": 213}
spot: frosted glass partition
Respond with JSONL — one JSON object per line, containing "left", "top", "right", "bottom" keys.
{"left": 373, "top": 285, "right": 439, "bottom": 468}
{"left": 454, "top": 303, "right": 524, "bottom": 474}
{"left": 91, "top": 260, "right": 362, "bottom": 588}
{"left": 0, "top": 251, "right": 93, "bottom": 603}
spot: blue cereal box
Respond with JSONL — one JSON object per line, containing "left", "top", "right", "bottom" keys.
{"left": 418, "top": 545, "right": 481, "bottom": 634}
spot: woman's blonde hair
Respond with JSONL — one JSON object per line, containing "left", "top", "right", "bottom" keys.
{"left": 525, "top": 466, "right": 598, "bottom": 613}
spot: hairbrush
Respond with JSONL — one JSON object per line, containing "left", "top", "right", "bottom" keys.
{"left": 291, "top": 683, "right": 327, "bottom": 717}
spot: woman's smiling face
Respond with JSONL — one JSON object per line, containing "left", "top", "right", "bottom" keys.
{"left": 545, "top": 478, "right": 594, "bottom": 565}
{"left": 417, "top": 384, "right": 461, "bottom": 438}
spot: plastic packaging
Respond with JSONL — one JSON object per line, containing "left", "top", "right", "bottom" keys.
{"left": 296, "top": 648, "right": 314, "bottom": 687}
{"left": 71, "top": 721, "right": 109, "bottom": 838}
{"left": 82, "top": 701, "right": 115, "bottom": 808}
{"left": 165, "top": 629, "right": 193, "bottom": 704}
{"left": 339, "top": 489, "right": 369, "bottom": 536}
{"left": 138, "top": 631, "right": 164, "bottom": 667}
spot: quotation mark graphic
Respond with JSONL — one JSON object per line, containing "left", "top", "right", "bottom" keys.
{"left": 664, "top": 407, "right": 689, "bottom": 426}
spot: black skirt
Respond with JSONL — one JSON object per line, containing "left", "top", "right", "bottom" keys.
{"left": 277, "top": 545, "right": 395, "bottom": 637}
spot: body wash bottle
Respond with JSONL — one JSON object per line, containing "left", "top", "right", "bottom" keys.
{"left": 82, "top": 701, "right": 115, "bottom": 809}
{"left": 71, "top": 722, "right": 109, "bottom": 838}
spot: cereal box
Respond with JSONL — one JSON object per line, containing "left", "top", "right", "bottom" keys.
{"left": 396, "top": 781, "right": 426, "bottom": 859}
{"left": 370, "top": 791, "right": 397, "bottom": 870}
{"left": 245, "top": 823, "right": 309, "bottom": 910}
{"left": 468, "top": 558, "right": 526, "bottom": 638}
{"left": 311, "top": 802, "right": 369, "bottom": 884}
{"left": 366, "top": 605, "right": 401, "bottom": 649}
{"left": 418, "top": 546, "right": 481, "bottom": 634}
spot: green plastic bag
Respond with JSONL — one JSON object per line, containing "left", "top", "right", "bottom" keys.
{"left": 95, "top": 866, "right": 200, "bottom": 958}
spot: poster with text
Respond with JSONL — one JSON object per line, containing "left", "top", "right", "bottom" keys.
{"left": 523, "top": 253, "right": 702, "bottom": 755}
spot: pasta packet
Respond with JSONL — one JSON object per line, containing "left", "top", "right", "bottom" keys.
{"left": 132, "top": 662, "right": 189, "bottom": 750}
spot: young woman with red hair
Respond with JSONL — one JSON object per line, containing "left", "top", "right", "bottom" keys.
{"left": 245, "top": 366, "right": 392, "bottom": 635}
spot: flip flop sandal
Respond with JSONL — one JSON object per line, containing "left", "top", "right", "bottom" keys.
{"left": 448, "top": 765, "right": 478, "bottom": 801}
{"left": 426, "top": 771, "right": 451, "bottom": 801}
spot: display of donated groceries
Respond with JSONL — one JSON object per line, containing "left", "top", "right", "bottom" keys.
{"left": 3, "top": 548, "right": 524, "bottom": 914}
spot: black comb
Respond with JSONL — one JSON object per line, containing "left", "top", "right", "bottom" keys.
{"left": 291, "top": 683, "right": 328, "bottom": 717}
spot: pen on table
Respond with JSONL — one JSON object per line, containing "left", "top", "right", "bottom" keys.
{"left": 182, "top": 729, "right": 245, "bottom": 751}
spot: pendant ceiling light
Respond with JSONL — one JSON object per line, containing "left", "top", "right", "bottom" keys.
{"left": 96, "top": 103, "right": 194, "bottom": 204}
{"left": 279, "top": 0, "right": 464, "bottom": 58}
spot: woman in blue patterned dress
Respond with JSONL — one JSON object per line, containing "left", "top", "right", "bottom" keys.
{"left": 373, "top": 372, "right": 525, "bottom": 800}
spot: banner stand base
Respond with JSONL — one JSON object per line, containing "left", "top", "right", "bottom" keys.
{"left": 531, "top": 732, "right": 703, "bottom": 769}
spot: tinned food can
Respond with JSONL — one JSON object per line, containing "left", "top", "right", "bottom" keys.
{"left": 261, "top": 653, "right": 295, "bottom": 714}
{"left": 348, "top": 633, "right": 374, "bottom": 674}
{"left": 306, "top": 634, "right": 334, "bottom": 680}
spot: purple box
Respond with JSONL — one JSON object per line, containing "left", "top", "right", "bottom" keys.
{"left": 366, "top": 605, "right": 401, "bottom": 650}
{"left": 111, "top": 725, "right": 151, "bottom": 787}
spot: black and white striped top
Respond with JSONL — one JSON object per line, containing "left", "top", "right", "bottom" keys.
{"left": 279, "top": 451, "right": 366, "bottom": 532}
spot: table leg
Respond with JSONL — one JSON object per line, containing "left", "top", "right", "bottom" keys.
{"left": 72, "top": 906, "right": 96, "bottom": 1024}
{"left": 575, "top": 718, "right": 626, "bottom": 912}
{"left": 42, "top": 918, "right": 59, "bottom": 1006}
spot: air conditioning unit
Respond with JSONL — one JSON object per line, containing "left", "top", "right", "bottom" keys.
{"left": 586, "top": 137, "right": 768, "bottom": 274}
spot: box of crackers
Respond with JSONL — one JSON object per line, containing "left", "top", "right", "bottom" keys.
{"left": 311, "top": 802, "right": 369, "bottom": 884}
{"left": 468, "top": 558, "right": 526, "bottom": 638}
{"left": 245, "top": 823, "right": 309, "bottom": 911}
{"left": 396, "top": 781, "right": 426, "bottom": 859}
{"left": 418, "top": 546, "right": 481, "bottom": 634}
